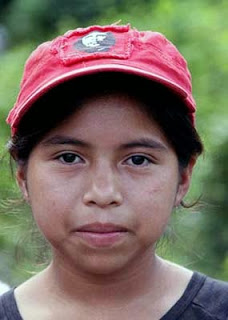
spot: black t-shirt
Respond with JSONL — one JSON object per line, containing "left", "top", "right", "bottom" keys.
{"left": 0, "top": 272, "right": 227, "bottom": 319}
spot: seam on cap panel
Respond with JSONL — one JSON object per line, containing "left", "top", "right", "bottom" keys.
{"left": 64, "top": 24, "right": 131, "bottom": 38}
{"left": 144, "top": 42, "right": 188, "bottom": 73}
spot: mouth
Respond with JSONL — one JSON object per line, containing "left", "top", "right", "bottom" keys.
{"left": 73, "top": 223, "right": 129, "bottom": 248}
{"left": 76, "top": 223, "right": 128, "bottom": 233}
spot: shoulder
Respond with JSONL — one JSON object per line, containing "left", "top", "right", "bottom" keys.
{"left": 0, "top": 289, "right": 23, "bottom": 320}
{"left": 191, "top": 273, "right": 228, "bottom": 319}
{"left": 162, "top": 271, "right": 228, "bottom": 320}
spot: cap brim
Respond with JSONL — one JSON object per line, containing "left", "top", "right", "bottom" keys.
{"left": 10, "top": 63, "right": 193, "bottom": 133}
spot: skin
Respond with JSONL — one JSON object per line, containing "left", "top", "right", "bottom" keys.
{"left": 16, "top": 92, "right": 195, "bottom": 319}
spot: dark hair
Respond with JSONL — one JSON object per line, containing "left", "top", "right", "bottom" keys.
{"left": 8, "top": 72, "right": 203, "bottom": 168}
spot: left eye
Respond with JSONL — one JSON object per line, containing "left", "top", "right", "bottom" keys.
{"left": 125, "top": 155, "right": 152, "bottom": 166}
{"left": 57, "top": 153, "right": 83, "bottom": 164}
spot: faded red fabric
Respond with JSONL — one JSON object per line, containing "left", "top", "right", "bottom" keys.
{"left": 7, "top": 24, "right": 195, "bottom": 134}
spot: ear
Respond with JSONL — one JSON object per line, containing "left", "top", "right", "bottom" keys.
{"left": 16, "top": 165, "right": 30, "bottom": 203}
{"left": 174, "top": 157, "right": 196, "bottom": 207}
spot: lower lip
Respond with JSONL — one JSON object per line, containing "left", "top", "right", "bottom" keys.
{"left": 74, "top": 231, "right": 127, "bottom": 248}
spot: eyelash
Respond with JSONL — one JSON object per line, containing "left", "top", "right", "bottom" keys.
{"left": 124, "top": 155, "right": 153, "bottom": 167}
{"left": 56, "top": 153, "right": 153, "bottom": 167}
{"left": 57, "top": 152, "right": 84, "bottom": 164}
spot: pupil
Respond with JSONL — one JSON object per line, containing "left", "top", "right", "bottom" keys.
{"left": 132, "top": 156, "right": 144, "bottom": 165}
{"left": 63, "top": 154, "right": 75, "bottom": 162}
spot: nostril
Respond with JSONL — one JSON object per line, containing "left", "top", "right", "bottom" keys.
{"left": 82, "top": 174, "right": 123, "bottom": 208}
{"left": 85, "top": 199, "right": 121, "bottom": 208}
{"left": 83, "top": 189, "right": 123, "bottom": 208}
{"left": 110, "top": 201, "right": 118, "bottom": 206}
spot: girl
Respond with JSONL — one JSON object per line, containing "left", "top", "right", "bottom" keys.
{"left": 0, "top": 24, "right": 227, "bottom": 320}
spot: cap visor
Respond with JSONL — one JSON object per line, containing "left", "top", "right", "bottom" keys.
{"left": 9, "top": 63, "right": 192, "bottom": 132}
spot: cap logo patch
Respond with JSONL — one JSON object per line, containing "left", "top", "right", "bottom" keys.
{"left": 50, "top": 25, "right": 132, "bottom": 65}
{"left": 74, "top": 31, "right": 115, "bottom": 53}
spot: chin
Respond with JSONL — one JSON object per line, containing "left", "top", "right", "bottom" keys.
{"left": 76, "top": 254, "right": 133, "bottom": 277}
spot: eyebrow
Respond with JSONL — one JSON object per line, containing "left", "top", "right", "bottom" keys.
{"left": 41, "top": 135, "right": 92, "bottom": 148}
{"left": 119, "top": 138, "right": 167, "bottom": 151}
{"left": 41, "top": 135, "right": 167, "bottom": 151}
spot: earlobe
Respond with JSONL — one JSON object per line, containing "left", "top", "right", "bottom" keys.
{"left": 16, "top": 165, "right": 30, "bottom": 203}
{"left": 174, "top": 157, "right": 197, "bottom": 207}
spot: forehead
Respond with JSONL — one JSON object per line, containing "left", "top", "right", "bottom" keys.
{"left": 43, "top": 92, "right": 169, "bottom": 148}
{"left": 16, "top": 73, "right": 184, "bottom": 153}
{"left": 70, "top": 92, "right": 148, "bottom": 124}
{"left": 16, "top": 73, "right": 177, "bottom": 137}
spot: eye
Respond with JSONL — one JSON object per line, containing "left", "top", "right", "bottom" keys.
{"left": 57, "top": 153, "right": 84, "bottom": 164}
{"left": 125, "top": 155, "right": 152, "bottom": 167}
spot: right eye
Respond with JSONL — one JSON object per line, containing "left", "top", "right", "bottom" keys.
{"left": 57, "top": 153, "right": 84, "bottom": 164}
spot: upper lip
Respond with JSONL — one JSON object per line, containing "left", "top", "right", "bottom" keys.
{"left": 75, "top": 223, "right": 128, "bottom": 233}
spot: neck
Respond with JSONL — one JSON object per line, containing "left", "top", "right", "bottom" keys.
{"left": 15, "top": 253, "right": 193, "bottom": 319}
{"left": 43, "top": 250, "right": 164, "bottom": 307}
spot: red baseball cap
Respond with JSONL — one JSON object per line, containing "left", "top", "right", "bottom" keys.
{"left": 7, "top": 24, "right": 196, "bottom": 135}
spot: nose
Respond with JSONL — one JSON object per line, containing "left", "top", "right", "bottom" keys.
{"left": 83, "top": 163, "right": 123, "bottom": 208}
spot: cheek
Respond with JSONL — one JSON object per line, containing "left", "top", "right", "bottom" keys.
{"left": 127, "top": 168, "right": 178, "bottom": 211}
{"left": 27, "top": 171, "right": 77, "bottom": 240}
{"left": 126, "top": 170, "right": 178, "bottom": 242}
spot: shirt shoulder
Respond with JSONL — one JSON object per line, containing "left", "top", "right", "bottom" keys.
{"left": 162, "top": 272, "right": 228, "bottom": 320}
{"left": 191, "top": 273, "right": 228, "bottom": 319}
{"left": 0, "top": 289, "right": 23, "bottom": 320}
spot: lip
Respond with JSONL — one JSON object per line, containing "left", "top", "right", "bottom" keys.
{"left": 73, "top": 223, "right": 129, "bottom": 248}
{"left": 76, "top": 223, "right": 128, "bottom": 233}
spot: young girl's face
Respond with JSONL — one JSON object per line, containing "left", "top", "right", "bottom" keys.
{"left": 17, "top": 92, "right": 193, "bottom": 275}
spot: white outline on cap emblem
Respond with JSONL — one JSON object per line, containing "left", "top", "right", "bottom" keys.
{"left": 74, "top": 31, "right": 116, "bottom": 53}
